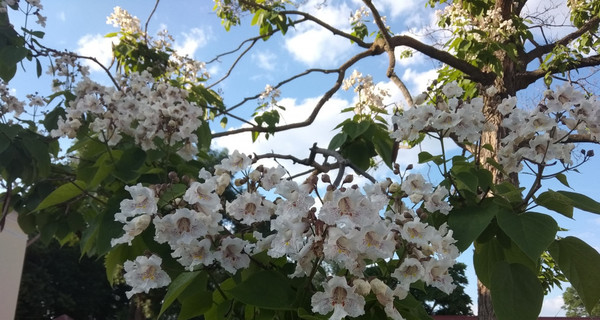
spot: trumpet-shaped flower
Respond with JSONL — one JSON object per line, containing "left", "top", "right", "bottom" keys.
{"left": 123, "top": 254, "right": 171, "bottom": 298}
{"left": 311, "top": 276, "right": 365, "bottom": 320}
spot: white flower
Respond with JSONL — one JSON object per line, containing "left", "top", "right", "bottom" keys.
{"left": 216, "top": 150, "right": 252, "bottom": 174}
{"left": 401, "top": 174, "right": 433, "bottom": 204}
{"left": 115, "top": 183, "right": 158, "bottom": 223}
{"left": 111, "top": 214, "right": 151, "bottom": 246}
{"left": 218, "top": 237, "right": 251, "bottom": 274}
{"left": 183, "top": 181, "right": 221, "bottom": 211}
{"left": 172, "top": 238, "right": 215, "bottom": 271}
{"left": 260, "top": 165, "right": 286, "bottom": 190}
{"left": 153, "top": 208, "right": 207, "bottom": 246}
{"left": 424, "top": 186, "right": 452, "bottom": 215}
{"left": 441, "top": 82, "right": 463, "bottom": 98}
{"left": 123, "top": 255, "right": 171, "bottom": 298}
{"left": 392, "top": 257, "right": 425, "bottom": 290}
{"left": 311, "top": 276, "right": 365, "bottom": 320}
{"left": 227, "top": 191, "right": 273, "bottom": 225}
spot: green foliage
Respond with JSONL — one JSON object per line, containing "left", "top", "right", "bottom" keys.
{"left": 411, "top": 263, "right": 473, "bottom": 315}
{"left": 549, "top": 237, "right": 600, "bottom": 315}
{"left": 563, "top": 286, "right": 600, "bottom": 317}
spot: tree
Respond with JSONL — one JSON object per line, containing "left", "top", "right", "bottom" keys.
{"left": 563, "top": 286, "right": 600, "bottom": 317}
{"left": 1, "top": 1, "right": 600, "bottom": 320}
{"left": 16, "top": 240, "right": 130, "bottom": 320}
{"left": 412, "top": 262, "right": 473, "bottom": 316}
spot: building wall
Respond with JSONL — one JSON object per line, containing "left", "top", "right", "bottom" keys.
{"left": 0, "top": 211, "right": 27, "bottom": 320}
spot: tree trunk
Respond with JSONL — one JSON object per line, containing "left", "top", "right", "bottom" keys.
{"left": 478, "top": 280, "right": 496, "bottom": 320}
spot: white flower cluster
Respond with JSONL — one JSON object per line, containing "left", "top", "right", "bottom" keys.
{"left": 1, "top": 0, "right": 46, "bottom": 26}
{"left": 392, "top": 82, "right": 599, "bottom": 175}
{"left": 258, "top": 84, "right": 281, "bottom": 107}
{"left": 343, "top": 70, "right": 390, "bottom": 114}
{"left": 107, "top": 6, "right": 142, "bottom": 35}
{"left": 349, "top": 6, "right": 370, "bottom": 26}
{"left": 0, "top": 81, "right": 26, "bottom": 117}
{"left": 439, "top": 3, "right": 517, "bottom": 43}
{"left": 113, "top": 150, "right": 458, "bottom": 319}
{"left": 391, "top": 83, "right": 488, "bottom": 143}
{"left": 50, "top": 71, "right": 204, "bottom": 160}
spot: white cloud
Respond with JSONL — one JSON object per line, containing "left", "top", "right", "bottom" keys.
{"left": 76, "top": 34, "right": 117, "bottom": 71}
{"left": 174, "top": 27, "right": 209, "bottom": 57}
{"left": 213, "top": 96, "right": 351, "bottom": 173}
{"left": 285, "top": 27, "right": 353, "bottom": 66}
{"left": 252, "top": 50, "right": 277, "bottom": 71}
{"left": 57, "top": 11, "right": 66, "bottom": 22}
{"left": 284, "top": 1, "right": 354, "bottom": 66}
{"left": 401, "top": 67, "right": 439, "bottom": 94}
{"left": 540, "top": 294, "right": 565, "bottom": 316}
{"left": 377, "top": 0, "right": 420, "bottom": 18}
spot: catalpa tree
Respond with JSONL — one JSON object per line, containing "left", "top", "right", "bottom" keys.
{"left": 1, "top": 1, "right": 600, "bottom": 320}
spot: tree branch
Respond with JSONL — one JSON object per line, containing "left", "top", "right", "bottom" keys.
{"left": 387, "top": 35, "right": 495, "bottom": 85}
{"left": 524, "top": 15, "right": 600, "bottom": 64}
{"left": 517, "top": 54, "right": 600, "bottom": 90}
{"left": 212, "top": 49, "right": 375, "bottom": 138}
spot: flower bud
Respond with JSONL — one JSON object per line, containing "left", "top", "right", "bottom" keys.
{"left": 321, "top": 174, "right": 331, "bottom": 183}
{"left": 343, "top": 174, "right": 354, "bottom": 184}
{"left": 353, "top": 279, "right": 371, "bottom": 296}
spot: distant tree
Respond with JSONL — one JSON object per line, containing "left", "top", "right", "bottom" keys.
{"left": 562, "top": 286, "right": 600, "bottom": 317}
{"left": 412, "top": 262, "right": 473, "bottom": 315}
{"left": 16, "top": 240, "right": 130, "bottom": 320}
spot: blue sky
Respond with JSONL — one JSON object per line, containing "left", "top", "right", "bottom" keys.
{"left": 7, "top": 0, "right": 600, "bottom": 316}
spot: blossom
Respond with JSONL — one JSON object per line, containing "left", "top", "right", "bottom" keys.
{"left": 123, "top": 254, "right": 171, "bottom": 298}
{"left": 172, "top": 238, "right": 215, "bottom": 271}
{"left": 215, "top": 150, "right": 252, "bottom": 174}
{"left": 311, "top": 276, "right": 365, "bottom": 320}
{"left": 227, "top": 191, "right": 273, "bottom": 225}
{"left": 392, "top": 257, "right": 425, "bottom": 290}
{"left": 111, "top": 214, "right": 151, "bottom": 246}
{"left": 218, "top": 237, "right": 251, "bottom": 274}
{"left": 115, "top": 183, "right": 158, "bottom": 223}
{"left": 153, "top": 208, "right": 207, "bottom": 246}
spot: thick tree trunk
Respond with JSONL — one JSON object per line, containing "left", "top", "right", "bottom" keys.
{"left": 478, "top": 280, "right": 496, "bottom": 320}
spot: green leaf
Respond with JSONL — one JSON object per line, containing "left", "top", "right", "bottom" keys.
{"left": 342, "top": 121, "right": 370, "bottom": 140}
{"left": 35, "top": 57, "right": 42, "bottom": 77}
{"left": 557, "top": 190, "right": 600, "bottom": 215}
{"left": 448, "top": 198, "right": 499, "bottom": 251}
{"left": 34, "top": 180, "right": 87, "bottom": 211}
{"left": 554, "top": 173, "right": 570, "bottom": 188}
{"left": 535, "top": 190, "right": 574, "bottom": 218}
{"left": 160, "top": 271, "right": 202, "bottom": 317}
{"left": 473, "top": 237, "right": 505, "bottom": 288}
{"left": 549, "top": 237, "right": 600, "bottom": 314}
{"left": 114, "top": 147, "right": 146, "bottom": 182}
{"left": 491, "top": 262, "right": 543, "bottom": 320}
{"left": 227, "top": 270, "right": 297, "bottom": 310}
{"left": 178, "top": 290, "right": 213, "bottom": 320}
{"left": 328, "top": 132, "right": 347, "bottom": 151}
{"left": 496, "top": 211, "right": 558, "bottom": 262}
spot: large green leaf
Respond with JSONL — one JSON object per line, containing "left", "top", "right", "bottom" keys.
{"left": 159, "top": 271, "right": 203, "bottom": 317}
{"left": 535, "top": 190, "right": 574, "bottom": 218}
{"left": 490, "top": 262, "right": 543, "bottom": 320}
{"left": 473, "top": 238, "right": 505, "bottom": 288}
{"left": 34, "top": 180, "right": 87, "bottom": 211}
{"left": 227, "top": 270, "right": 297, "bottom": 310}
{"left": 549, "top": 237, "right": 600, "bottom": 314}
{"left": 496, "top": 211, "right": 558, "bottom": 262}
{"left": 557, "top": 191, "right": 600, "bottom": 215}
{"left": 448, "top": 198, "right": 499, "bottom": 251}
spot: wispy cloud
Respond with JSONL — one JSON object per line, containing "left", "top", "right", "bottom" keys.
{"left": 252, "top": 50, "right": 277, "bottom": 71}
{"left": 76, "top": 34, "right": 117, "bottom": 71}
{"left": 174, "top": 27, "right": 210, "bottom": 58}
